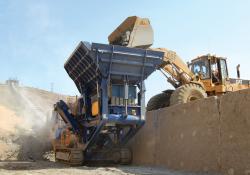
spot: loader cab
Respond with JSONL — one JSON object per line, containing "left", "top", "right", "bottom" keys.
{"left": 190, "top": 55, "right": 229, "bottom": 85}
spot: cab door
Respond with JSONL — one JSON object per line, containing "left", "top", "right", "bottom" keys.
{"left": 218, "top": 59, "right": 229, "bottom": 85}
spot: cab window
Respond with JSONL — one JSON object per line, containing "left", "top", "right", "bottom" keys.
{"left": 191, "top": 60, "right": 210, "bottom": 79}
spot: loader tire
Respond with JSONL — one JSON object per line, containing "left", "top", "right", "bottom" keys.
{"left": 170, "top": 83, "right": 207, "bottom": 106}
{"left": 147, "top": 90, "right": 174, "bottom": 111}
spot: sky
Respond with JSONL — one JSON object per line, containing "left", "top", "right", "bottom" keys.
{"left": 1, "top": 0, "right": 250, "bottom": 102}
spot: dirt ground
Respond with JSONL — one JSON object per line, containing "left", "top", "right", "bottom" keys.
{"left": 0, "top": 160, "right": 215, "bottom": 175}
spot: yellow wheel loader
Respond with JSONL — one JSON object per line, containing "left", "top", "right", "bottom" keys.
{"left": 109, "top": 16, "right": 250, "bottom": 111}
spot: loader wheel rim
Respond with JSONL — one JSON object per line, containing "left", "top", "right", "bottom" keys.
{"left": 188, "top": 93, "right": 203, "bottom": 101}
{"left": 188, "top": 96, "right": 199, "bottom": 101}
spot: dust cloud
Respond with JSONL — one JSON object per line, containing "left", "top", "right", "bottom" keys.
{"left": 0, "top": 83, "right": 66, "bottom": 161}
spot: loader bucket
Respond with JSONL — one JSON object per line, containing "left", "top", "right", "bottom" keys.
{"left": 64, "top": 42, "right": 163, "bottom": 93}
{"left": 108, "top": 16, "right": 154, "bottom": 49}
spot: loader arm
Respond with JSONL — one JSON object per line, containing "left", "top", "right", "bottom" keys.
{"left": 152, "top": 48, "right": 195, "bottom": 88}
